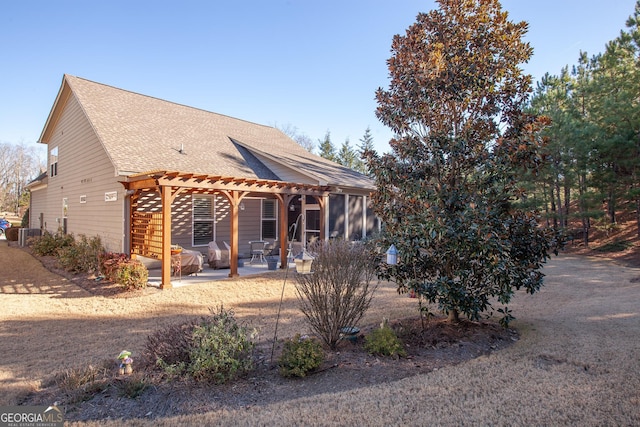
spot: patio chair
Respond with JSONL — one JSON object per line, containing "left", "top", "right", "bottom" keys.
{"left": 249, "top": 241, "right": 267, "bottom": 264}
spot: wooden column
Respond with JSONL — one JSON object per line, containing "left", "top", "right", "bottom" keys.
{"left": 160, "top": 185, "right": 173, "bottom": 289}
{"left": 276, "top": 194, "right": 293, "bottom": 269}
{"left": 218, "top": 189, "right": 249, "bottom": 278}
{"left": 228, "top": 191, "right": 240, "bottom": 278}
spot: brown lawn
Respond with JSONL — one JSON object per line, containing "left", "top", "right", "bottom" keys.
{"left": 1, "top": 236, "right": 640, "bottom": 426}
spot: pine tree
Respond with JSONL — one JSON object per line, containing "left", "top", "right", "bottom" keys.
{"left": 317, "top": 131, "right": 336, "bottom": 162}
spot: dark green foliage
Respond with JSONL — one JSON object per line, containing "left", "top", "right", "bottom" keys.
{"left": 56, "top": 234, "right": 104, "bottom": 273}
{"left": 594, "top": 240, "right": 633, "bottom": 253}
{"left": 31, "top": 229, "right": 74, "bottom": 256}
{"left": 21, "top": 208, "right": 29, "bottom": 227}
{"left": 527, "top": 3, "right": 640, "bottom": 238}
{"left": 365, "top": 0, "right": 559, "bottom": 326}
{"left": 188, "top": 306, "right": 256, "bottom": 383}
{"left": 278, "top": 334, "right": 325, "bottom": 378}
{"left": 364, "top": 325, "right": 407, "bottom": 358}
{"left": 145, "top": 306, "right": 256, "bottom": 384}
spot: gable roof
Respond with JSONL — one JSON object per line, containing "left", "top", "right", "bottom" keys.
{"left": 39, "top": 74, "right": 374, "bottom": 190}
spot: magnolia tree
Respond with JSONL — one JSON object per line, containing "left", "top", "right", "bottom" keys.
{"left": 364, "top": 0, "right": 559, "bottom": 325}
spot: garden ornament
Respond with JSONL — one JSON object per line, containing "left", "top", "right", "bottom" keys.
{"left": 117, "top": 350, "right": 133, "bottom": 375}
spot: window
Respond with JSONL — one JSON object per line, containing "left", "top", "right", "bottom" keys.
{"left": 262, "top": 199, "right": 277, "bottom": 240}
{"left": 50, "top": 146, "right": 58, "bottom": 177}
{"left": 193, "top": 196, "right": 214, "bottom": 246}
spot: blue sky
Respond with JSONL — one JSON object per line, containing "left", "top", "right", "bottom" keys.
{"left": 1, "top": 1, "right": 637, "bottom": 157}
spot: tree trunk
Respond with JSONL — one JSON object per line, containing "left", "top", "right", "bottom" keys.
{"left": 448, "top": 309, "right": 460, "bottom": 323}
{"left": 555, "top": 179, "right": 563, "bottom": 229}
{"left": 563, "top": 183, "right": 570, "bottom": 228}
{"left": 543, "top": 181, "right": 551, "bottom": 227}
{"left": 550, "top": 186, "right": 558, "bottom": 230}
{"left": 637, "top": 198, "right": 640, "bottom": 239}
{"left": 578, "top": 173, "right": 590, "bottom": 247}
{"left": 608, "top": 189, "right": 616, "bottom": 224}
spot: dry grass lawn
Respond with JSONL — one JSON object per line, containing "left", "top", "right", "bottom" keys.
{"left": 1, "top": 239, "right": 639, "bottom": 426}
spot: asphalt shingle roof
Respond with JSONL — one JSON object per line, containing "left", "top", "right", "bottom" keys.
{"left": 59, "top": 75, "right": 373, "bottom": 189}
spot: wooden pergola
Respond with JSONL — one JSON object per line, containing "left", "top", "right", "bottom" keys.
{"left": 121, "top": 170, "right": 331, "bottom": 288}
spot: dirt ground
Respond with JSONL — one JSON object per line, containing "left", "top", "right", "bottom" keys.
{"left": 0, "top": 240, "right": 515, "bottom": 420}
{"left": 0, "top": 236, "right": 640, "bottom": 425}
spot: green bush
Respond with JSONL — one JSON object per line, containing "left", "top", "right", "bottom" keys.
{"left": 31, "top": 229, "right": 74, "bottom": 256}
{"left": 188, "top": 306, "right": 256, "bottom": 383}
{"left": 278, "top": 334, "right": 324, "bottom": 378}
{"left": 21, "top": 208, "right": 29, "bottom": 228}
{"left": 114, "top": 259, "right": 148, "bottom": 290}
{"left": 145, "top": 306, "right": 256, "bottom": 384}
{"left": 57, "top": 234, "right": 104, "bottom": 273}
{"left": 364, "top": 325, "right": 407, "bottom": 358}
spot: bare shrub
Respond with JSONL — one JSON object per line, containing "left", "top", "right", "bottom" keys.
{"left": 295, "top": 239, "right": 377, "bottom": 349}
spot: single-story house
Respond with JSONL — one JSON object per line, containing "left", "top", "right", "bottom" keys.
{"left": 28, "top": 74, "right": 378, "bottom": 287}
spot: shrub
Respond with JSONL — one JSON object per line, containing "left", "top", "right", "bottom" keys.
{"left": 144, "top": 306, "right": 256, "bottom": 384}
{"left": 114, "top": 259, "right": 148, "bottom": 290}
{"left": 5, "top": 226, "right": 19, "bottom": 241}
{"left": 53, "top": 360, "right": 111, "bottom": 403}
{"left": 21, "top": 208, "right": 29, "bottom": 228}
{"left": 364, "top": 324, "right": 407, "bottom": 358}
{"left": 295, "top": 239, "right": 377, "bottom": 349}
{"left": 188, "top": 306, "right": 256, "bottom": 383}
{"left": 31, "top": 229, "right": 74, "bottom": 256}
{"left": 278, "top": 334, "right": 324, "bottom": 378}
{"left": 143, "top": 318, "right": 200, "bottom": 371}
{"left": 115, "top": 373, "right": 150, "bottom": 399}
{"left": 99, "top": 252, "right": 129, "bottom": 281}
{"left": 56, "top": 234, "right": 104, "bottom": 273}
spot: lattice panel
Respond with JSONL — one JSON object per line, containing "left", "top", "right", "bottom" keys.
{"left": 131, "top": 191, "right": 163, "bottom": 259}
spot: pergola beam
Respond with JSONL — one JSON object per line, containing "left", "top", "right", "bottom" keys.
{"left": 122, "top": 170, "right": 335, "bottom": 287}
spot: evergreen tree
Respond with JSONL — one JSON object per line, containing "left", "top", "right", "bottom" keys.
{"left": 336, "top": 138, "right": 359, "bottom": 170}
{"left": 357, "top": 127, "right": 376, "bottom": 175}
{"left": 317, "top": 131, "right": 336, "bottom": 162}
{"left": 364, "top": 0, "right": 558, "bottom": 324}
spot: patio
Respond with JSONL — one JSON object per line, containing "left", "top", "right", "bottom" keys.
{"left": 146, "top": 259, "right": 296, "bottom": 288}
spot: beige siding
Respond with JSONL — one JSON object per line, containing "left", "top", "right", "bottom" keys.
{"left": 28, "top": 186, "right": 48, "bottom": 230}
{"left": 40, "top": 94, "right": 124, "bottom": 251}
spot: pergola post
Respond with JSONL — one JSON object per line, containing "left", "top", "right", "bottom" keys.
{"left": 160, "top": 185, "right": 173, "bottom": 289}
{"left": 221, "top": 189, "right": 247, "bottom": 278}
{"left": 276, "top": 194, "right": 293, "bottom": 269}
